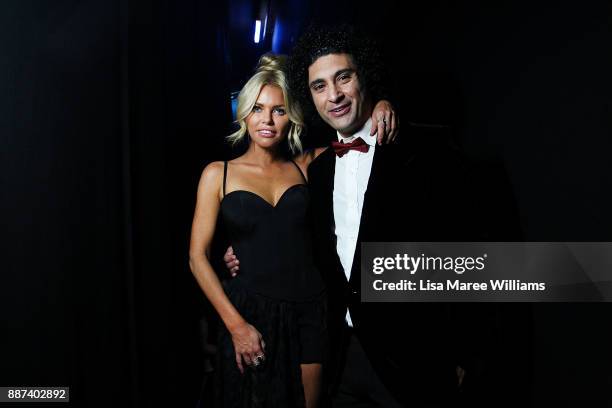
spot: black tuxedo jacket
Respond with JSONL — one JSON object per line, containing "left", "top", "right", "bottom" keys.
{"left": 308, "top": 134, "right": 489, "bottom": 405}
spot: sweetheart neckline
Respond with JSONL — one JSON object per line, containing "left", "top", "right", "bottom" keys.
{"left": 221, "top": 184, "right": 307, "bottom": 209}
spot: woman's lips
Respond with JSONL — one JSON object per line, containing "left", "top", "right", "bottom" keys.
{"left": 329, "top": 103, "right": 351, "bottom": 118}
{"left": 257, "top": 129, "right": 277, "bottom": 138}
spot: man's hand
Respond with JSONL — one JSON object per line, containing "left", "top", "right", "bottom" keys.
{"left": 370, "top": 100, "right": 399, "bottom": 145}
{"left": 223, "top": 246, "right": 239, "bottom": 277}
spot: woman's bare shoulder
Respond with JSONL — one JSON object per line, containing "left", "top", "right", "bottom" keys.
{"left": 198, "top": 161, "right": 225, "bottom": 195}
{"left": 294, "top": 147, "right": 329, "bottom": 168}
{"left": 313, "top": 147, "right": 328, "bottom": 159}
{"left": 201, "top": 161, "right": 224, "bottom": 178}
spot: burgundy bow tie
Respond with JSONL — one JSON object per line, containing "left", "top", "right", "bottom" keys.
{"left": 331, "top": 137, "right": 369, "bottom": 157}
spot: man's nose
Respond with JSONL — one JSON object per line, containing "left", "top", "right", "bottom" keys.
{"left": 327, "top": 84, "right": 344, "bottom": 103}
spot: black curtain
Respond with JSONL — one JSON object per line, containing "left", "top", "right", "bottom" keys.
{"left": 1, "top": 0, "right": 229, "bottom": 406}
{"left": 2, "top": 0, "right": 131, "bottom": 405}
{"left": 2, "top": 1, "right": 611, "bottom": 407}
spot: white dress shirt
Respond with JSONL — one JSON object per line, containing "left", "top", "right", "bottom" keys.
{"left": 333, "top": 118, "right": 376, "bottom": 327}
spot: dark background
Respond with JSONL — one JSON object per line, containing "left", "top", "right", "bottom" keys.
{"left": 2, "top": 0, "right": 611, "bottom": 407}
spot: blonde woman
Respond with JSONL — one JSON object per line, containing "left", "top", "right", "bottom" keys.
{"left": 189, "top": 54, "right": 396, "bottom": 408}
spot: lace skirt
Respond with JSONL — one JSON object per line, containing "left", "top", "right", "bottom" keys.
{"left": 214, "top": 281, "right": 327, "bottom": 408}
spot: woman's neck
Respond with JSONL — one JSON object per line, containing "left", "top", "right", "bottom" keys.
{"left": 242, "top": 143, "right": 285, "bottom": 167}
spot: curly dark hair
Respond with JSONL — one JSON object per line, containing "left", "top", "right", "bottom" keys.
{"left": 287, "top": 23, "right": 389, "bottom": 126}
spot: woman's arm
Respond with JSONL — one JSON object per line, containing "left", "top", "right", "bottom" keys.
{"left": 188, "top": 161, "right": 265, "bottom": 373}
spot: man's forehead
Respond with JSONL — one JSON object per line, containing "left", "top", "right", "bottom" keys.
{"left": 308, "top": 53, "right": 355, "bottom": 79}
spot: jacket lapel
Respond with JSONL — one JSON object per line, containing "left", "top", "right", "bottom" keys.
{"left": 318, "top": 147, "right": 337, "bottom": 239}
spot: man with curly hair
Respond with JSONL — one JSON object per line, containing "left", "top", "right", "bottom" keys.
{"left": 290, "top": 25, "right": 472, "bottom": 407}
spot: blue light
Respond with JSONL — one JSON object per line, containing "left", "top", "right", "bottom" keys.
{"left": 230, "top": 91, "right": 239, "bottom": 120}
{"left": 272, "top": 19, "right": 283, "bottom": 53}
{"left": 254, "top": 20, "right": 261, "bottom": 43}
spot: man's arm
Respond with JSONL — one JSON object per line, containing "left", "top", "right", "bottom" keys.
{"left": 293, "top": 99, "right": 400, "bottom": 170}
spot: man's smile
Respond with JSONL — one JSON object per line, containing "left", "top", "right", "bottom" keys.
{"left": 329, "top": 103, "right": 351, "bottom": 118}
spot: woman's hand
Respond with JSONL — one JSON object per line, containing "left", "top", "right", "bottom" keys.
{"left": 230, "top": 321, "right": 266, "bottom": 374}
{"left": 370, "top": 100, "right": 399, "bottom": 145}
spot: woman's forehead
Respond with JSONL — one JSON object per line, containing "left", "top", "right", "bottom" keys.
{"left": 256, "top": 84, "right": 285, "bottom": 105}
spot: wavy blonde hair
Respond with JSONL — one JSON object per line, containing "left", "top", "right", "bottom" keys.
{"left": 227, "top": 54, "right": 304, "bottom": 153}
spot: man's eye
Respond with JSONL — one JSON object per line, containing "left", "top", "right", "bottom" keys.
{"left": 338, "top": 74, "right": 351, "bottom": 82}
{"left": 312, "top": 84, "right": 324, "bottom": 92}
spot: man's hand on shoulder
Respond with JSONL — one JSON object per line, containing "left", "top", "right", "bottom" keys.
{"left": 370, "top": 100, "right": 399, "bottom": 145}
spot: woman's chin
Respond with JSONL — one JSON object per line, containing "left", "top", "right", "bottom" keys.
{"left": 251, "top": 137, "right": 284, "bottom": 150}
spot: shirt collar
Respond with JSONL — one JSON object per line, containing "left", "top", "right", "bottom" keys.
{"left": 336, "top": 117, "right": 376, "bottom": 147}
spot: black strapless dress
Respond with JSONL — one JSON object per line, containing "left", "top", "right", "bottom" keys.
{"left": 214, "top": 161, "right": 326, "bottom": 408}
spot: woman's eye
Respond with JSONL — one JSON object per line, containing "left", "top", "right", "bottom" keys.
{"left": 274, "top": 108, "right": 286, "bottom": 115}
{"left": 252, "top": 105, "right": 262, "bottom": 112}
